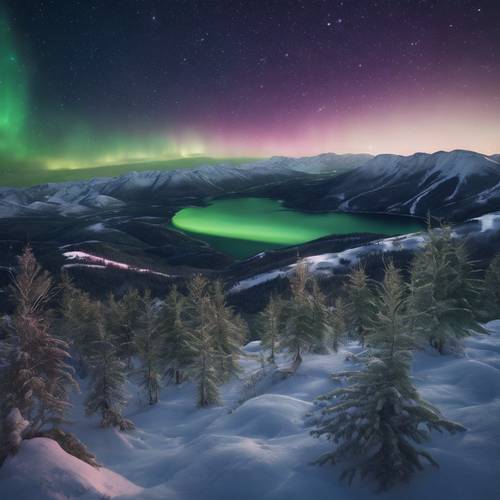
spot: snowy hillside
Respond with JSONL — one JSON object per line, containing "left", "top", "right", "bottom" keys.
{"left": 0, "top": 150, "right": 498, "bottom": 220}
{"left": 0, "top": 155, "right": 332, "bottom": 218}
{"left": 286, "top": 149, "right": 500, "bottom": 220}
{"left": 2, "top": 322, "right": 499, "bottom": 500}
{"left": 229, "top": 212, "right": 500, "bottom": 294}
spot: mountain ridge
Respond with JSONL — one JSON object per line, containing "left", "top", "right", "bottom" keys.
{"left": 0, "top": 149, "right": 498, "bottom": 220}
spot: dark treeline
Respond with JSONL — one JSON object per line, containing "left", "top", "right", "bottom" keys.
{"left": 1, "top": 226, "right": 499, "bottom": 490}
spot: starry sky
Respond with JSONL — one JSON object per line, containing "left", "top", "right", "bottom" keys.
{"left": 1, "top": 0, "right": 500, "bottom": 166}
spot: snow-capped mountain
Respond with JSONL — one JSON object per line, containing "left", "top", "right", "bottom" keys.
{"left": 0, "top": 157, "right": 334, "bottom": 218}
{"left": 0, "top": 150, "right": 498, "bottom": 220}
{"left": 0, "top": 149, "right": 499, "bottom": 309}
{"left": 287, "top": 150, "right": 500, "bottom": 220}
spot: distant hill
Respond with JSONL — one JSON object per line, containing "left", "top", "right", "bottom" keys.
{"left": 282, "top": 149, "right": 500, "bottom": 221}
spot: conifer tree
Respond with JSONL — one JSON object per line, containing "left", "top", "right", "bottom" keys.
{"left": 185, "top": 275, "right": 221, "bottom": 407}
{"left": 312, "top": 262, "right": 465, "bottom": 490}
{"left": 159, "top": 285, "right": 192, "bottom": 385}
{"left": 329, "top": 297, "right": 348, "bottom": 353}
{"left": 0, "top": 246, "right": 78, "bottom": 444}
{"left": 258, "top": 293, "right": 284, "bottom": 363}
{"left": 135, "top": 291, "right": 162, "bottom": 405}
{"left": 281, "top": 261, "right": 326, "bottom": 364}
{"left": 345, "top": 265, "right": 375, "bottom": 346}
{"left": 208, "top": 280, "right": 247, "bottom": 380}
{"left": 85, "top": 304, "right": 134, "bottom": 430}
{"left": 309, "top": 278, "right": 329, "bottom": 353}
{"left": 106, "top": 289, "right": 142, "bottom": 365}
{"left": 409, "top": 226, "right": 485, "bottom": 353}
{"left": 59, "top": 273, "right": 100, "bottom": 373}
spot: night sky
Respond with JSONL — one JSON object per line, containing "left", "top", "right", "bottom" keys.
{"left": 2, "top": 0, "right": 500, "bottom": 165}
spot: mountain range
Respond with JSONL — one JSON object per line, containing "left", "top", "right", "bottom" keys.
{"left": 0, "top": 149, "right": 499, "bottom": 311}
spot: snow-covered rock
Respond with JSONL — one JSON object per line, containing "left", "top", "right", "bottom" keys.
{"left": 0, "top": 437, "right": 142, "bottom": 499}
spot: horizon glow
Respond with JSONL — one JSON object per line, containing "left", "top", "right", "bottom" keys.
{"left": 1, "top": 2, "right": 499, "bottom": 170}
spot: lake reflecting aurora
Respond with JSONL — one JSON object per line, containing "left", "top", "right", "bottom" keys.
{"left": 171, "top": 197, "right": 424, "bottom": 259}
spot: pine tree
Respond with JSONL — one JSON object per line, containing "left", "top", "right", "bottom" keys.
{"left": 0, "top": 246, "right": 78, "bottom": 444}
{"left": 312, "top": 262, "right": 465, "bottom": 490}
{"left": 409, "top": 226, "right": 485, "bottom": 354}
{"left": 159, "top": 285, "right": 192, "bottom": 385}
{"left": 258, "top": 293, "right": 284, "bottom": 363}
{"left": 85, "top": 304, "right": 134, "bottom": 430}
{"left": 59, "top": 273, "right": 100, "bottom": 374}
{"left": 309, "top": 278, "right": 329, "bottom": 353}
{"left": 281, "top": 261, "right": 326, "bottom": 365}
{"left": 328, "top": 297, "right": 348, "bottom": 353}
{"left": 346, "top": 265, "right": 375, "bottom": 346}
{"left": 135, "top": 291, "right": 162, "bottom": 405}
{"left": 106, "top": 289, "right": 142, "bottom": 366}
{"left": 185, "top": 275, "right": 221, "bottom": 407}
{"left": 207, "top": 280, "right": 247, "bottom": 380}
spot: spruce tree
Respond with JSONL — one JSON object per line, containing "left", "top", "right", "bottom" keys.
{"left": 0, "top": 246, "right": 78, "bottom": 443}
{"left": 135, "top": 291, "right": 162, "bottom": 405}
{"left": 185, "top": 275, "right": 221, "bottom": 407}
{"left": 106, "top": 289, "right": 142, "bottom": 366}
{"left": 346, "top": 265, "right": 375, "bottom": 346}
{"left": 409, "top": 226, "right": 485, "bottom": 353}
{"left": 207, "top": 280, "right": 247, "bottom": 380}
{"left": 258, "top": 293, "right": 284, "bottom": 363}
{"left": 281, "top": 261, "right": 326, "bottom": 364}
{"left": 309, "top": 278, "right": 329, "bottom": 353}
{"left": 59, "top": 273, "right": 100, "bottom": 374}
{"left": 159, "top": 285, "right": 192, "bottom": 385}
{"left": 312, "top": 262, "right": 465, "bottom": 490}
{"left": 85, "top": 304, "right": 134, "bottom": 430}
{"left": 329, "top": 297, "right": 348, "bottom": 353}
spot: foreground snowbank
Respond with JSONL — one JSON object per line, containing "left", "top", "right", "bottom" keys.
{"left": 1, "top": 322, "right": 499, "bottom": 500}
{"left": 0, "top": 437, "right": 142, "bottom": 499}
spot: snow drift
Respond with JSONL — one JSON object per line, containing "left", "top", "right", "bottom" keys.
{"left": 0, "top": 437, "right": 142, "bottom": 499}
{"left": 1, "top": 322, "right": 499, "bottom": 499}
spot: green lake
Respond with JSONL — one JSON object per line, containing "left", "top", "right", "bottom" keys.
{"left": 171, "top": 197, "right": 424, "bottom": 259}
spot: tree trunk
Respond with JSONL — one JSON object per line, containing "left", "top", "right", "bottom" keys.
{"left": 295, "top": 346, "right": 302, "bottom": 364}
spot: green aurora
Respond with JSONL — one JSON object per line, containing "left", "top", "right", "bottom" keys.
{"left": 0, "top": 14, "right": 27, "bottom": 156}
{"left": 172, "top": 198, "right": 424, "bottom": 258}
{"left": 0, "top": 18, "right": 254, "bottom": 188}
{"left": 0, "top": 14, "right": 233, "bottom": 181}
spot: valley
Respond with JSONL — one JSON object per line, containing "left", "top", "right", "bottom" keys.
{"left": 0, "top": 149, "right": 498, "bottom": 312}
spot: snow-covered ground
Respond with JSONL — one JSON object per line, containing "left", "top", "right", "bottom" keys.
{"left": 62, "top": 251, "right": 173, "bottom": 278}
{"left": 229, "top": 212, "right": 500, "bottom": 294}
{"left": 229, "top": 231, "right": 427, "bottom": 293}
{"left": 1, "top": 322, "right": 500, "bottom": 500}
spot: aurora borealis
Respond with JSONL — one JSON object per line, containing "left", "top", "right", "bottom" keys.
{"left": 1, "top": 0, "right": 499, "bottom": 170}
{"left": 0, "top": 13, "right": 27, "bottom": 155}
